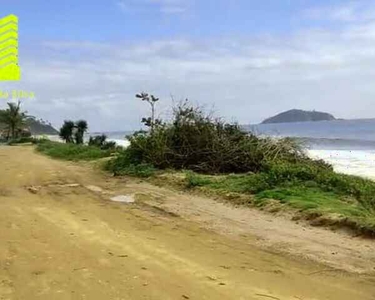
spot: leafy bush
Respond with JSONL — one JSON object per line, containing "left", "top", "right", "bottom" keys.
{"left": 105, "top": 148, "right": 156, "bottom": 177}
{"left": 89, "top": 134, "right": 107, "bottom": 147}
{"left": 105, "top": 147, "right": 155, "bottom": 177}
{"left": 121, "top": 101, "right": 307, "bottom": 174}
{"left": 88, "top": 134, "right": 117, "bottom": 150}
{"left": 261, "top": 160, "right": 331, "bottom": 185}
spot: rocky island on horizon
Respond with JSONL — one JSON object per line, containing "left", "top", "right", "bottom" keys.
{"left": 261, "top": 109, "right": 336, "bottom": 124}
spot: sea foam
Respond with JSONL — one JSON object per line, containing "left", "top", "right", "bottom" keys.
{"left": 308, "top": 149, "right": 375, "bottom": 179}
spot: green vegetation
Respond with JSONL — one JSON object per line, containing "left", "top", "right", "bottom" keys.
{"left": 108, "top": 96, "right": 307, "bottom": 174}
{"left": 36, "top": 140, "right": 112, "bottom": 161}
{"left": 88, "top": 134, "right": 117, "bottom": 150}
{"left": 30, "top": 92, "right": 375, "bottom": 234}
{"left": 104, "top": 92, "right": 375, "bottom": 235}
{"left": 0, "top": 102, "right": 57, "bottom": 141}
{"left": 74, "top": 120, "right": 88, "bottom": 144}
{"left": 0, "top": 101, "right": 28, "bottom": 140}
{"left": 59, "top": 120, "right": 75, "bottom": 143}
{"left": 136, "top": 92, "right": 162, "bottom": 132}
{"left": 105, "top": 147, "right": 156, "bottom": 177}
{"left": 182, "top": 164, "right": 375, "bottom": 234}
{"left": 37, "top": 121, "right": 120, "bottom": 161}
{"left": 110, "top": 163, "right": 156, "bottom": 178}
{"left": 59, "top": 120, "right": 88, "bottom": 144}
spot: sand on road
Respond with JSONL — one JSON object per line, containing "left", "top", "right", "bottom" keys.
{"left": 0, "top": 146, "right": 374, "bottom": 300}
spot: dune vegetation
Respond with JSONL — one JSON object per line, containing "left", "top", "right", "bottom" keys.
{"left": 34, "top": 119, "right": 119, "bottom": 161}
{"left": 18, "top": 93, "right": 375, "bottom": 235}
{"left": 104, "top": 93, "right": 375, "bottom": 235}
{"left": 35, "top": 140, "right": 112, "bottom": 161}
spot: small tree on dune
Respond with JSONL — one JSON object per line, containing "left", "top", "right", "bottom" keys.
{"left": 59, "top": 120, "right": 75, "bottom": 143}
{"left": 136, "top": 92, "right": 161, "bottom": 133}
{"left": 59, "top": 120, "right": 88, "bottom": 144}
{"left": 74, "top": 120, "right": 88, "bottom": 144}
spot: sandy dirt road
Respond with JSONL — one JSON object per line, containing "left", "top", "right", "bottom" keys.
{"left": 0, "top": 146, "right": 375, "bottom": 300}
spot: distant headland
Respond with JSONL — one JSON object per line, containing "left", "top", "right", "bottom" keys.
{"left": 261, "top": 109, "right": 336, "bottom": 124}
{"left": 0, "top": 110, "right": 58, "bottom": 136}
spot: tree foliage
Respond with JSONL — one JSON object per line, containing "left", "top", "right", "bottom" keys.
{"left": 136, "top": 92, "right": 161, "bottom": 132}
{"left": 74, "top": 120, "right": 88, "bottom": 144}
{"left": 88, "top": 134, "right": 117, "bottom": 150}
{"left": 0, "top": 101, "right": 27, "bottom": 140}
{"left": 59, "top": 120, "right": 88, "bottom": 144}
{"left": 59, "top": 120, "right": 75, "bottom": 143}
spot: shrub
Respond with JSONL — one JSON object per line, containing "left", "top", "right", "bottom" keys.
{"left": 105, "top": 147, "right": 156, "bottom": 177}
{"left": 89, "top": 135, "right": 107, "bottom": 147}
{"left": 262, "top": 160, "right": 332, "bottom": 186}
{"left": 122, "top": 101, "right": 308, "bottom": 174}
{"left": 88, "top": 134, "right": 117, "bottom": 150}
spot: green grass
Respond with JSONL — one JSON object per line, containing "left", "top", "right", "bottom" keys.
{"left": 112, "top": 163, "right": 156, "bottom": 178}
{"left": 104, "top": 148, "right": 157, "bottom": 177}
{"left": 181, "top": 170, "right": 375, "bottom": 235}
{"left": 36, "top": 140, "right": 112, "bottom": 161}
{"left": 255, "top": 187, "right": 370, "bottom": 216}
{"left": 36, "top": 141, "right": 155, "bottom": 177}
{"left": 185, "top": 171, "right": 214, "bottom": 187}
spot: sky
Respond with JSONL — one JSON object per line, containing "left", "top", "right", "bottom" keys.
{"left": 1, "top": 0, "right": 375, "bottom": 131}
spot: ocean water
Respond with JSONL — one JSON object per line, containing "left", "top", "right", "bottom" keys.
{"left": 249, "top": 119, "right": 375, "bottom": 179}
{"left": 100, "top": 119, "right": 375, "bottom": 179}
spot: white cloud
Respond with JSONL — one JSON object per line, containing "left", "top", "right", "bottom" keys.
{"left": 304, "top": 1, "right": 375, "bottom": 22}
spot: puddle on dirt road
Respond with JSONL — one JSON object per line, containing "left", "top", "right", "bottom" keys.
{"left": 86, "top": 185, "right": 104, "bottom": 193}
{"left": 110, "top": 195, "right": 135, "bottom": 204}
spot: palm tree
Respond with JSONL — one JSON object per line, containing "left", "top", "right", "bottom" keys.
{"left": 74, "top": 120, "right": 88, "bottom": 144}
{"left": 59, "top": 120, "right": 75, "bottom": 143}
{"left": 0, "top": 101, "right": 27, "bottom": 140}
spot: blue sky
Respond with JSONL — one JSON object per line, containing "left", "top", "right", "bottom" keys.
{"left": 1, "top": 0, "right": 375, "bottom": 131}
{"left": 1, "top": 0, "right": 324, "bottom": 41}
{"left": 3, "top": 0, "right": 350, "bottom": 40}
